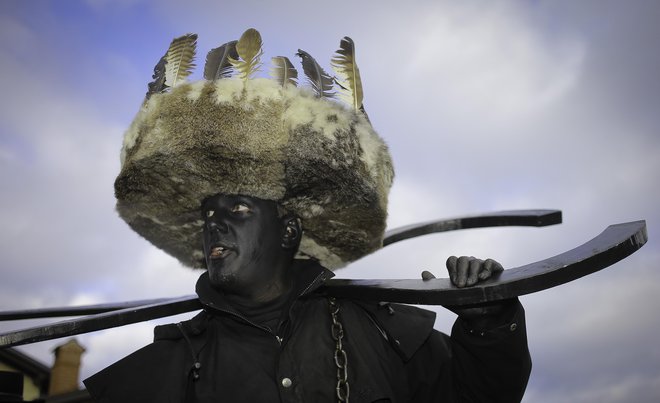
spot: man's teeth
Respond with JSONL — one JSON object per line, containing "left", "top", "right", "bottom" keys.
{"left": 210, "top": 246, "right": 226, "bottom": 257}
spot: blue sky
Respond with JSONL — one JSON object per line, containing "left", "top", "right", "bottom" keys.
{"left": 1, "top": 1, "right": 659, "bottom": 402}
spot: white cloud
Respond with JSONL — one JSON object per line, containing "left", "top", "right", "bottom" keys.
{"left": 404, "top": 2, "right": 586, "bottom": 126}
{"left": 113, "top": 247, "right": 201, "bottom": 300}
{"left": 524, "top": 372, "right": 660, "bottom": 403}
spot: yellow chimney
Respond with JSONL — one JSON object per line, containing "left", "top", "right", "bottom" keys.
{"left": 48, "top": 339, "right": 85, "bottom": 396}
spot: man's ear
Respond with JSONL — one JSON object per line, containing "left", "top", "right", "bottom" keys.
{"left": 281, "top": 215, "right": 302, "bottom": 250}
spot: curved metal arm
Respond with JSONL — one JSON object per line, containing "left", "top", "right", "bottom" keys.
{"left": 383, "top": 209, "right": 561, "bottom": 246}
{"left": 324, "top": 220, "right": 647, "bottom": 305}
{"left": 0, "top": 298, "right": 175, "bottom": 321}
{"left": 1, "top": 209, "right": 561, "bottom": 321}
{"left": 0, "top": 296, "right": 202, "bottom": 348}
{"left": 0, "top": 219, "right": 646, "bottom": 348}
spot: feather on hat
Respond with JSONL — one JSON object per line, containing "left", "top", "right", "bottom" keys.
{"left": 115, "top": 29, "right": 394, "bottom": 270}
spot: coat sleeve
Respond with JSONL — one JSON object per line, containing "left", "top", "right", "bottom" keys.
{"left": 405, "top": 299, "right": 532, "bottom": 402}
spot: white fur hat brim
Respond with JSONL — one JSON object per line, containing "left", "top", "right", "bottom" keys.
{"left": 115, "top": 78, "right": 393, "bottom": 270}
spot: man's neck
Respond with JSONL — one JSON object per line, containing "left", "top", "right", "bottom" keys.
{"left": 196, "top": 260, "right": 333, "bottom": 314}
{"left": 224, "top": 273, "right": 295, "bottom": 308}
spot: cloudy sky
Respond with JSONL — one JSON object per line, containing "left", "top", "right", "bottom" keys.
{"left": 1, "top": 1, "right": 659, "bottom": 402}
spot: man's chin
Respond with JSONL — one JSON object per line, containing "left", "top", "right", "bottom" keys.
{"left": 208, "top": 269, "right": 239, "bottom": 291}
{"left": 210, "top": 251, "right": 247, "bottom": 281}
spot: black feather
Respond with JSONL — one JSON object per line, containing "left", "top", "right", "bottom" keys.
{"left": 204, "top": 40, "right": 239, "bottom": 80}
{"left": 146, "top": 54, "right": 168, "bottom": 99}
{"left": 296, "top": 49, "right": 334, "bottom": 98}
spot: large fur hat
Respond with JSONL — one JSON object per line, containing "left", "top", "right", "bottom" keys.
{"left": 115, "top": 30, "right": 394, "bottom": 270}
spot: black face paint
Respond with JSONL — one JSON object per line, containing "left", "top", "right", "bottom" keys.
{"left": 201, "top": 194, "right": 291, "bottom": 299}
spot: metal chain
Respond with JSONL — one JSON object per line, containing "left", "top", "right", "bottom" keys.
{"left": 329, "top": 297, "right": 350, "bottom": 402}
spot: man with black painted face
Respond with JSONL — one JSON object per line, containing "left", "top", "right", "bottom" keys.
{"left": 85, "top": 30, "right": 531, "bottom": 402}
{"left": 201, "top": 194, "right": 302, "bottom": 304}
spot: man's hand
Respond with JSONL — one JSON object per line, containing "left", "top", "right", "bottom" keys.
{"left": 422, "top": 257, "right": 515, "bottom": 332}
{"left": 446, "top": 256, "right": 503, "bottom": 288}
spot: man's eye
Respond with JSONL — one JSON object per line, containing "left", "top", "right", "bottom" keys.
{"left": 231, "top": 203, "right": 250, "bottom": 213}
{"left": 206, "top": 210, "right": 214, "bottom": 218}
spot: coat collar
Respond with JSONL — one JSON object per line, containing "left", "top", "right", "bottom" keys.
{"left": 195, "top": 259, "right": 334, "bottom": 315}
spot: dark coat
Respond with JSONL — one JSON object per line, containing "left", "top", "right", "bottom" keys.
{"left": 84, "top": 261, "right": 531, "bottom": 402}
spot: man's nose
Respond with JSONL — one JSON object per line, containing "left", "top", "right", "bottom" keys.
{"left": 206, "top": 219, "right": 228, "bottom": 234}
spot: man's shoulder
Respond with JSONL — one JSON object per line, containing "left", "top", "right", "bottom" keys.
{"left": 83, "top": 337, "right": 188, "bottom": 402}
{"left": 153, "top": 310, "right": 210, "bottom": 341}
{"left": 83, "top": 312, "right": 209, "bottom": 402}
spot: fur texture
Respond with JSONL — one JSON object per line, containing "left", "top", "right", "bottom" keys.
{"left": 115, "top": 78, "right": 393, "bottom": 269}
